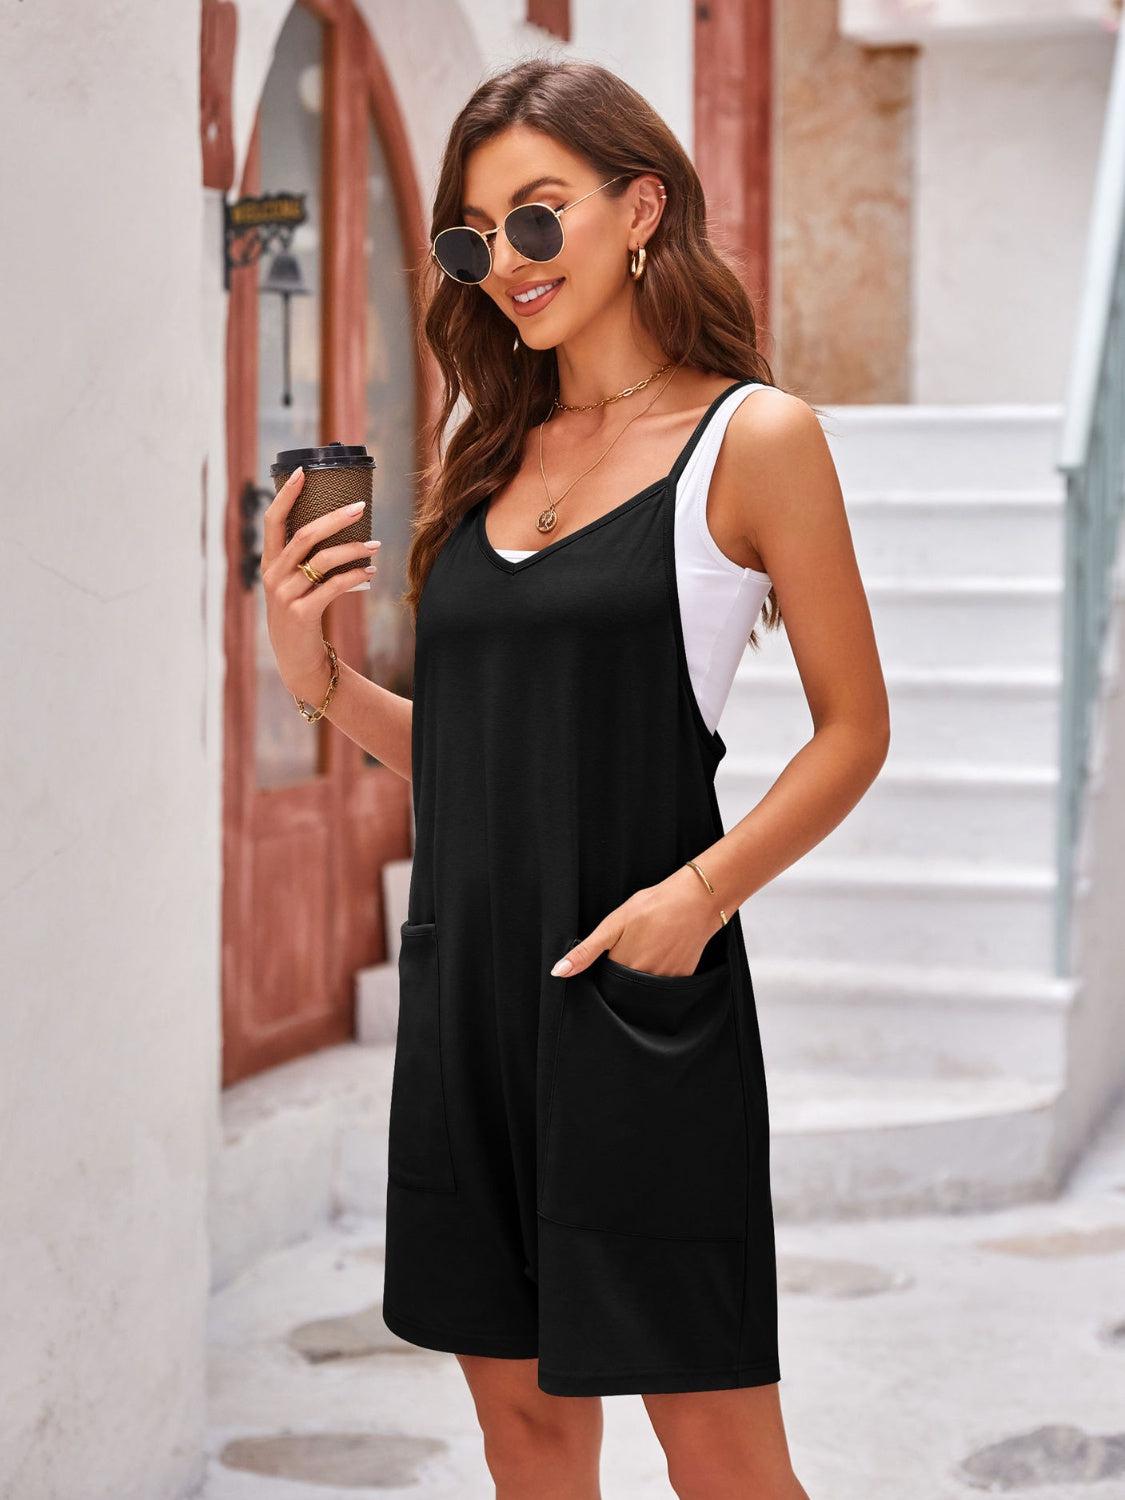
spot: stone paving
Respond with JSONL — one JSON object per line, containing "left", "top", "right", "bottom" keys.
{"left": 202, "top": 1090, "right": 1125, "bottom": 1498}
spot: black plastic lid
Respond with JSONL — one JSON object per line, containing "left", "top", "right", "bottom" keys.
{"left": 271, "top": 440, "right": 376, "bottom": 475}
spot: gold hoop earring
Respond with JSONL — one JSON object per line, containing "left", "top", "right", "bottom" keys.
{"left": 629, "top": 244, "right": 647, "bottom": 282}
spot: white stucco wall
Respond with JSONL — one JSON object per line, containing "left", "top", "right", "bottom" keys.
{"left": 0, "top": 4, "right": 216, "bottom": 1498}
{"left": 914, "top": 31, "right": 1114, "bottom": 402}
{"left": 346, "top": 0, "right": 695, "bottom": 211}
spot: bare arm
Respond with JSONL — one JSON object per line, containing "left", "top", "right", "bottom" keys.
{"left": 690, "top": 387, "right": 891, "bottom": 908}
{"left": 297, "top": 654, "right": 414, "bottom": 783}
{"left": 554, "top": 387, "right": 891, "bottom": 978}
{"left": 261, "top": 466, "right": 415, "bottom": 783}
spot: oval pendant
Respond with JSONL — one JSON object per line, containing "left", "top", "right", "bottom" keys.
{"left": 536, "top": 507, "right": 558, "bottom": 533}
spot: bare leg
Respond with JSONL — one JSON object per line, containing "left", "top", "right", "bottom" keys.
{"left": 456, "top": 1354, "right": 605, "bottom": 1500}
{"left": 643, "top": 1382, "right": 810, "bottom": 1499}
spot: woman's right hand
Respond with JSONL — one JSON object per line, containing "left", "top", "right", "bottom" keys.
{"left": 260, "top": 466, "right": 381, "bottom": 702}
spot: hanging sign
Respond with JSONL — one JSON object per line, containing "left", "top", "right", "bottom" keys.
{"left": 223, "top": 191, "right": 308, "bottom": 290}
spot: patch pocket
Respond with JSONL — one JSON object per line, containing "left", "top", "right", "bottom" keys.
{"left": 539, "top": 952, "right": 747, "bottom": 1240}
{"left": 387, "top": 921, "right": 457, "bottom": 1193}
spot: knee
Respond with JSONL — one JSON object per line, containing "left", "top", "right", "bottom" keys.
{"left": 665, "top": 1437, "right": 718, "bottom": 1499}
{"left": 480, "top": 1401, "right": 592, "bottom": 1488}
{"left": 666, "top": 1447, "right": 806, "bottom": 1500}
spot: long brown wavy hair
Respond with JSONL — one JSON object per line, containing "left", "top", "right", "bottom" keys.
{"left": 403, "top": 55, "right": 783, "bottom": 647}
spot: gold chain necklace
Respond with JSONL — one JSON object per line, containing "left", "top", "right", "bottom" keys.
{"left": 535, "top": 360, "right": 684, "bottom": 534}
{"left": 552, "top": 360, "right": 676, "bottom": 414}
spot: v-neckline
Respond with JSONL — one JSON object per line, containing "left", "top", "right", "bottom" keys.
{"left": 475, "top": 377, "right": 751, "bottom": 575}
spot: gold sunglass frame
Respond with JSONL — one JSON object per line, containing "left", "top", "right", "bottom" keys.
{"left": 430, "top": 173, "right": 635, "bottom": 285}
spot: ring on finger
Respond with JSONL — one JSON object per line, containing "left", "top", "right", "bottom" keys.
{"left": 300, "top": 559, "right": 325, "bottom": 585}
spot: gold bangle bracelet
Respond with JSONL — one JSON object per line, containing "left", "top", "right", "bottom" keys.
{"left": 684, "top": 858, "right": 728, "bottom": 925}
{"left": 293, "top": 639, "right": 339, "bottom": 723}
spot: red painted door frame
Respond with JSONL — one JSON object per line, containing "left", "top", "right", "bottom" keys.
{"left": 219, "top": 0, "right": 437, "bottom": 1085}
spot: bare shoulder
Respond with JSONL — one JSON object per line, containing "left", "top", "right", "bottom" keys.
{"left": 723, "top": 385, "right": 840, "bottom": 518}
{"left": 727, "top": 385, "right": 827, "bottom": 463}
{"left": 704, "top": 384, "right": 846, "bottom": 572}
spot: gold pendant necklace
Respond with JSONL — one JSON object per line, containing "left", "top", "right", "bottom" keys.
{"left": 536, "top": 360, "right": 684, "bottom": 533}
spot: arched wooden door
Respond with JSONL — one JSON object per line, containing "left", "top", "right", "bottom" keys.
{"left": 222, "top": 0, "right": 434, "bottom": 1085}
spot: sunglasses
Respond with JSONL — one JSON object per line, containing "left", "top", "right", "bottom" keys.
{"left": 430, "top": 173, "right": 635, "bottom": 285}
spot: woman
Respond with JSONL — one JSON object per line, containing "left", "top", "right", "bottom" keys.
{"left": 264, "top": 55, "right": 888, "bottom": 1500}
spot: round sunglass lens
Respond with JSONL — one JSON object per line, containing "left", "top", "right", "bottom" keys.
{"left": 434, "top": 228, "right": 491, "bottom": 283}
{"left": 505, "top": 204, "right": 563, "bottom": 262}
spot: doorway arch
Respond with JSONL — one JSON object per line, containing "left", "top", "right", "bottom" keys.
{"left": 221, "top": 0, "right": 435, "bottom": 1085}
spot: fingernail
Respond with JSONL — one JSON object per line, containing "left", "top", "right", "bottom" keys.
{"left": 347, "top": 581, "right": 371, "bottom": 592}
{"left": 346, "top": 500, "right": 364, "bottom": 513}
{"left": 294, "top": 465, "right": 303, "bottom": 478}
{"left": 363, "top": 539, "right": 382, "bottom": 550}
{"left": 550, "top": 957, "right": 572, "bottom": 976}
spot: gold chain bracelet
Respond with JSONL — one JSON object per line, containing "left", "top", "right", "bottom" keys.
{"left": 684, "top": 858, "right": 728, "bottom": 925}
{"left": 293, "top": 639, "right": 339, "bottom": 723}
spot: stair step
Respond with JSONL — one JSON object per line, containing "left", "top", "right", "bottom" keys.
{"left": 766, "top": 1067, "right": 1064, "bottom": 1219}
{"left": 865, "top": 574, "right": 1061, "bottom": 596}
{"left": 765, "top": 853, "right": 1056, "bottom": 892}
{"left": 720, "top": 757, "right": 1057, "bottom": 864}
{"left": 847, "top": 488, "right": 1063, "bottom": 577}
{"left": 820, "top": 403, "right": 1063, "bottom": 492}
{"left": 768, "top": 1068, "right": 1061, "bottom": 1132}
{"left": 750, "top": 954, "right": 1076, "bottom": 1081}
{"left": 752, "top": 952, "right": 1075, "bottom": 1009}
{"left": 722, "top": 661, "right": 1060, "bottom": 767}
{"left": 847, "top": 488, "right": 1062, "bottom": 504}
{"left": 861, "top": 576, "right": 1061, "bottom": 670}
{"left": 736, "top": 757, "right": 1058, "bottom": 787}
{"left": 864, "top": 574, "right": 1060, "bottom": 596}
{"left": 745, "top": 856, "right": 1056, "bottom": 970}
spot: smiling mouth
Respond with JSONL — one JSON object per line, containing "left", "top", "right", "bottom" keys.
{"left": 512, "top": 278, "right": 565, "bottom": 305}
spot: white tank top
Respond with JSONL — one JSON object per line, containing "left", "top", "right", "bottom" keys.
{"left": 493, "top": 382, "right": 773, "bottom": 733}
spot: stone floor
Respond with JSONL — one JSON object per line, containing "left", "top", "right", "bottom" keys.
{"left": 203, "top": 1090, "right": 1125, "bottom": 1498}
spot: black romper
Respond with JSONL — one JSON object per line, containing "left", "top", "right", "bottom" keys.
{"left": 381, "top": 378, "right": 780, "bottom": 1397}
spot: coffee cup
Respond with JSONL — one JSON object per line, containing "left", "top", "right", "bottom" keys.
{"left": 270, "top": 441, "right": 377, "bottom": 585}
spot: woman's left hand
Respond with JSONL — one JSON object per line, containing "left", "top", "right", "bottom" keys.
{"left": 550, "top": 864, "right": 723, "bottom": 978}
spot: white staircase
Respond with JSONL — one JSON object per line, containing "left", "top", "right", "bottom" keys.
{"left": 719, "top": 405, "right": 1080, "bottom": 1217}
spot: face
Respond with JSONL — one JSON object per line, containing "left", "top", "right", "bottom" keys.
{"left": 453, "top": 125, "right": 662, "bottom": 350}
